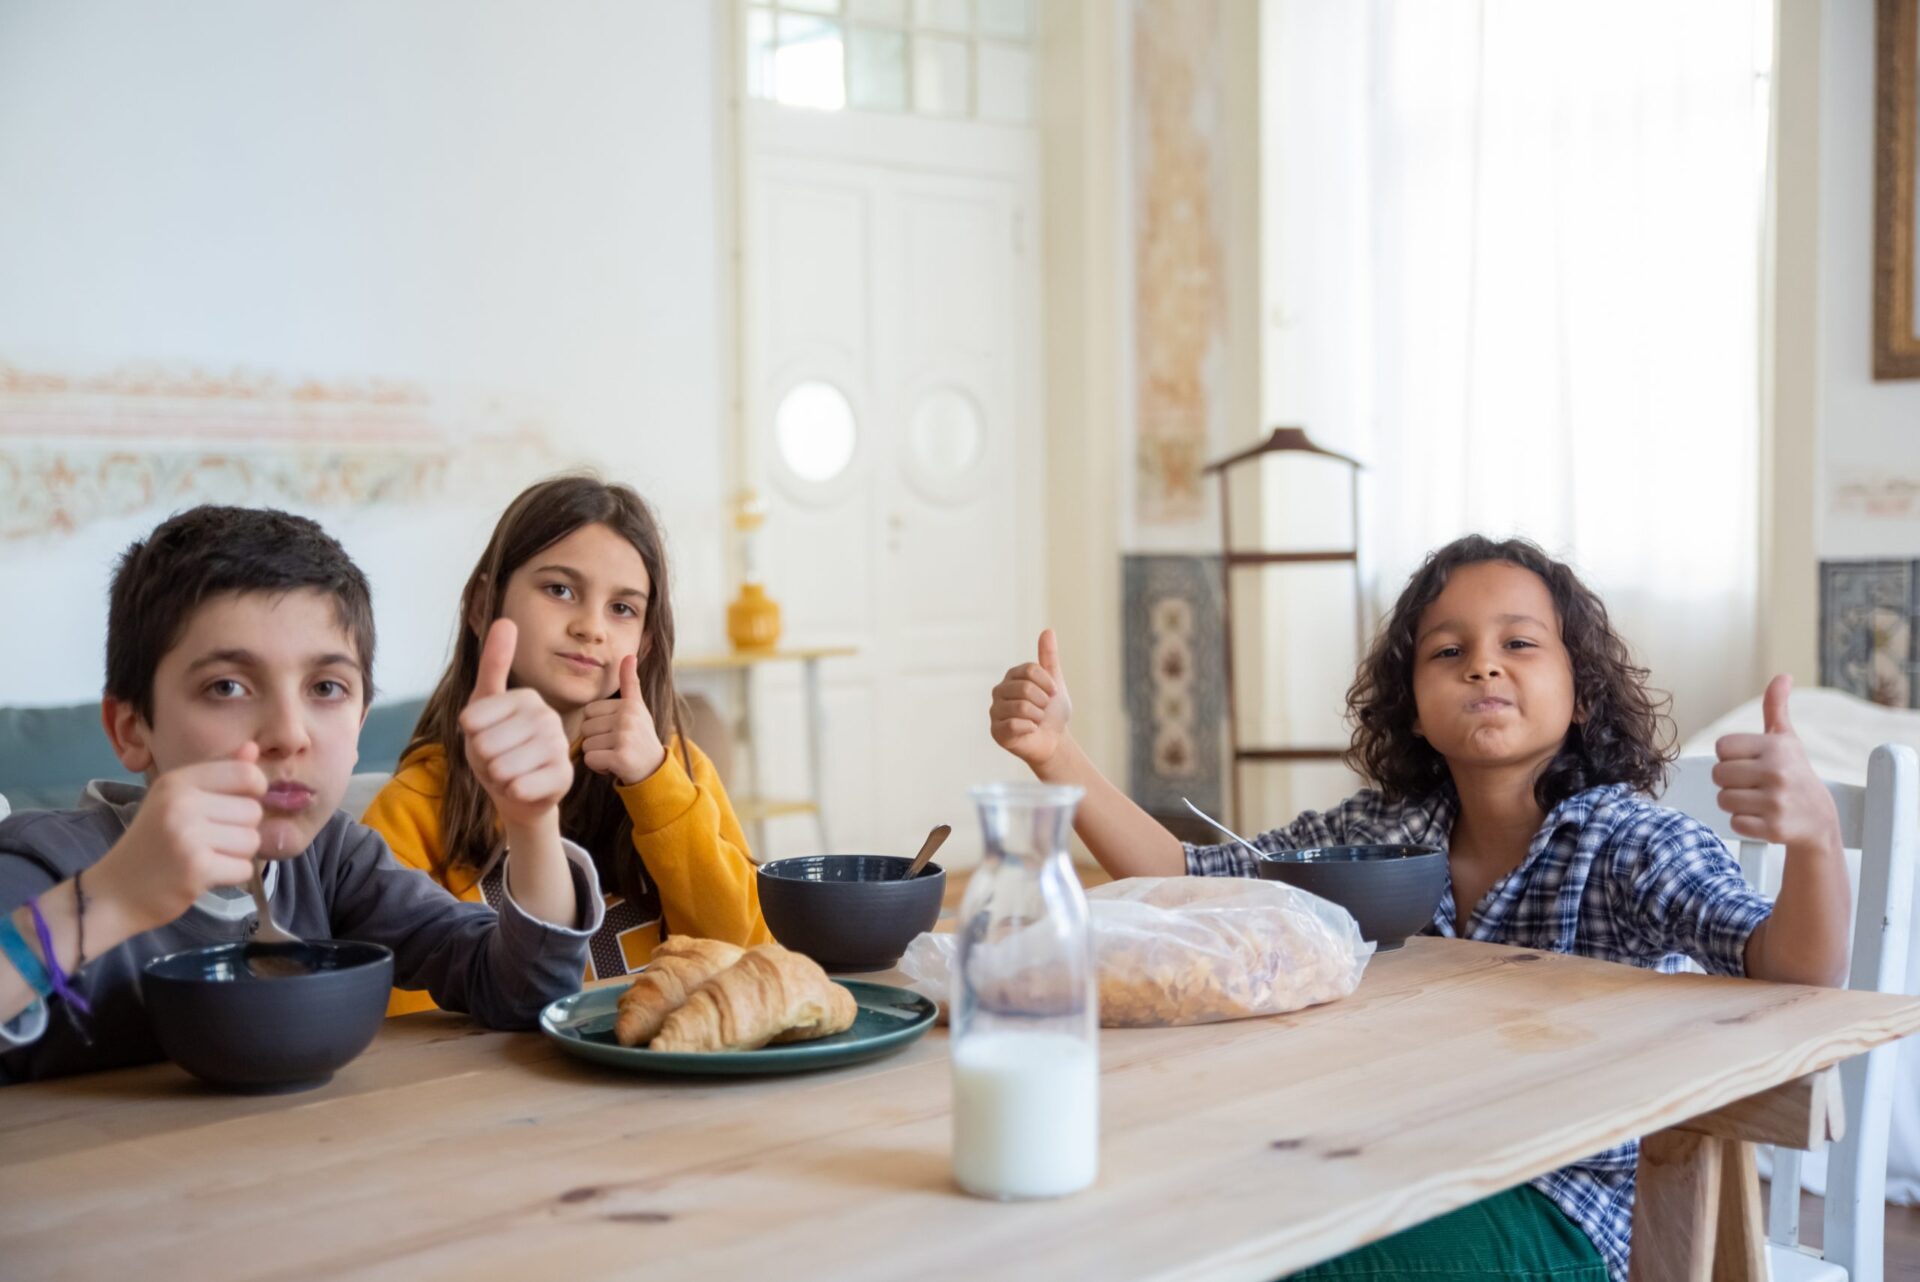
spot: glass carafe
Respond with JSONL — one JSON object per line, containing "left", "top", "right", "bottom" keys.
{"left": 950, "top": 782, "right": 1097, "bottom": 1200}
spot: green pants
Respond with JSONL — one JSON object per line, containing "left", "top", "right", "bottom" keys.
{"left": 1283, "top": 1186, "right": 1609, "bottom": 1281}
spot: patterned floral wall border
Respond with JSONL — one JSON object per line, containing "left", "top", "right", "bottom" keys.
{"left": 1819, "top": 559, "right": 1919, "bottom": 707}
{"left": 1832, "top": 475, "right": 1920, "bottom": 520}
{"left": 1131, "top": 0, "right": 1227, "bottom": 528}
{"left": 1123, "top": 554, "right": 1226, "bottom": 829}
{"left": 0, "top": 359, "right": 553, "bottom": 540}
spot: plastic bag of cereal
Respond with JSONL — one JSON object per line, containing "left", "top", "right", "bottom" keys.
{"left": 899, "top": 876, "right": 1373, "bottom": 1027}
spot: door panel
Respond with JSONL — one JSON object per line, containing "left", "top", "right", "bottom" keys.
{"left": 748, "top": 108, "right": 1041, "bottom": 868}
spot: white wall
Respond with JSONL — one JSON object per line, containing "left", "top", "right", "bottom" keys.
{"left": 1761, "top": 0, "right": 1821, "bottom": 684}
{"left": 0, "top": 0, "right": 730, "bottom": 705}
{"left": 1037, "top": 0, "right": 1127, "bottom": 800}
{"left": 1819, "top": 0, "right": 1920, "bottom": 557}
{"left": 1254, "top": 0, "right": 1373, "bottom": 816}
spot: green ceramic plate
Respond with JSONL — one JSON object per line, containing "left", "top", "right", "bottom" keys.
{"left": 539, "top": 979, "right": 938, "bottom": 1076}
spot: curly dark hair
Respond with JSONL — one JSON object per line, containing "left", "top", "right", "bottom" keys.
{"left": 1344, "top": 534, "right": 1674, "bottom": 809}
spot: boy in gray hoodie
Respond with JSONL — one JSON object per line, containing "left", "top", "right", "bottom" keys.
{"left": 0, "top": 505, "right": 601, "bottom": 1083}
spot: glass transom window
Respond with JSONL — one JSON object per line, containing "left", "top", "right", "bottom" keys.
{"left": 748, "top": 0, "right": 1033, "bottom": 124}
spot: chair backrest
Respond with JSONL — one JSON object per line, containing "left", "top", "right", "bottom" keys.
{"left": 1663, "top": 745, "right": 1918, "bottom": 1280}
{"left": 680, "top": 692, "right": 734, "bottom": 787}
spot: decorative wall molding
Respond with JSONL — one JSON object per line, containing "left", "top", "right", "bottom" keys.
{"left": 1832, "top": 475, "right": 1920, "bottom": 520}
{"left": 0, "top": 359, "right": 553, "bottom": 540}
{"left": 1131, "top": 0, "right": 1226, "bottom": 529}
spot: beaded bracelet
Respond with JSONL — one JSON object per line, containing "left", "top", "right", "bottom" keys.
{"left": 26, "top": 899, "right": 91, "bottom": 1016}
{"left": 74, "top": 868, "right": 87, "bottom": 968}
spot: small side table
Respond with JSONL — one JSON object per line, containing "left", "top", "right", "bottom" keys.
{"left": 673, "top": 646, "right": 856, "bottom": 859}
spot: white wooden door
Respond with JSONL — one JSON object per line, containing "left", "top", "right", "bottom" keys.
{"left": 747, "top": 106, "right": 1042, "bottom": 867}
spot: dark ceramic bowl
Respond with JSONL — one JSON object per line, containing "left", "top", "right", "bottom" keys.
{"left": 1256, "top": 845, "right": 1447, "bottom": 950}
{"left": 757, "top": 855, "right": 946, "bottom": 973}
{"left": 141, "top": 940, "right": 394, "bottom": 1092}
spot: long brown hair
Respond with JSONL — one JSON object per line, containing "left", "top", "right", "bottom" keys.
{"left": 1344, "top": 534, "right": 1674, "bottom": 810}
{"left": 405, "top": 473, "right": 689, "bottom": 903}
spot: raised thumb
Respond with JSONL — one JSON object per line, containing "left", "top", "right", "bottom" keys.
{"left": 1038, "top": 628, "right": 1064, "bottom": 682}
{"left": 473, "top": 618, "right": 517, "bottom": 700}
{"left": 1762, "top": 672, "right": 1795, "bottom": 736}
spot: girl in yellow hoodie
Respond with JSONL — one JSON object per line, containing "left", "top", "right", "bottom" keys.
{"left": 365, "top": 474, "right": 769, "bottom": 1015}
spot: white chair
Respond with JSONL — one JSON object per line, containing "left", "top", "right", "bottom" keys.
{"left": 1662, "top": 745, "right": 1918, "bottom": 1282}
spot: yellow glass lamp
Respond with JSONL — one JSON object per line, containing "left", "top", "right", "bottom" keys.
{"left": 726, "top": 488, "right": 782, "bottom": 652}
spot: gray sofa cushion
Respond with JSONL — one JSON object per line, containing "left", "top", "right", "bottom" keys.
{"left": 0, "top": 704, "right": 134, "bottom": 812}
{"left": 0, "top": 698, "right": 426, "bottom": 814}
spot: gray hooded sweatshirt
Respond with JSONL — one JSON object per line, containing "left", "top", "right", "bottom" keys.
{"left": 0, "top": 781, "right": 603, "bottom": 1084}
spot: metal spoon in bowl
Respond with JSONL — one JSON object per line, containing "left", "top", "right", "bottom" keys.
{"left": 247, "top": 858, "right": 313, "bottom": 977}
{"left": 903, "top": 824, "right": 952, "bottom": 880}
{"left": 1182, "top": 797, "right": 1266, "bottom": 859}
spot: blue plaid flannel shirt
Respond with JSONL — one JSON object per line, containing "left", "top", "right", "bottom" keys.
{"left": 1185, "top": 782, "right": 1775, "bottom": 1282}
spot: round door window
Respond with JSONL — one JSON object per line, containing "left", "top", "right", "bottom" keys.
{"left": 907, "top": 387, "right": 984, "bottom": 480}
{"left": 775, "top": 381, "right": 859, "bottom": 483}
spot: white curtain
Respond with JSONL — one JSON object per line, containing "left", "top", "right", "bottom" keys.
{"left": 1271, "top": 0, "right": 1773, "bottom": 741}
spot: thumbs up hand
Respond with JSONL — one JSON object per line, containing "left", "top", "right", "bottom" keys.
{"left": 460, "top": 618, "right": 574, "bottom": 827}
{"left": 1712, "top": 674, "right": 1840, "bottom": 847}
{"left": 579, "top": 652, "right": 666, "bottom": 786}
{"left": 990, "top": 628, "right": 1076, "bottom": 772}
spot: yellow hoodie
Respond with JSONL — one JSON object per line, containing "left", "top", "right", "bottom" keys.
{"left": 363, "top": 738, "right": 770, "bottom": 1016}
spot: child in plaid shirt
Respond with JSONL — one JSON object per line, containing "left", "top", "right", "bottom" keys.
{"left": 988, "top": 534, "right": 1849, "bottom": 1282}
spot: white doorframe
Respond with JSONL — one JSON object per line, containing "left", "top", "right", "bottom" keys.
{"left": 740, "top": 99, "right": 1046, "bottom": 864}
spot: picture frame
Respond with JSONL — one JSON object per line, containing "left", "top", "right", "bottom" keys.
{"left": 1876, "top": 0, "right": 1920, "bottom": 378}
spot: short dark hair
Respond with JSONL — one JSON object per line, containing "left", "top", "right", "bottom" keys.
{"left": 106, "top": 506, "right": 376, "bottom": 722}
{"left": 1345, "top": 534, "right": 1674, "bottom": 809}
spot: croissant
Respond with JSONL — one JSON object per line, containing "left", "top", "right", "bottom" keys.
{"left": 769, "top": 978, "right": 858, "bottom": 1044}
{"left": 650, "top": 943, "right": 858, "bottom": 1053}
{"left": 614, "top": 936, "right": 746, "bottom": 1047}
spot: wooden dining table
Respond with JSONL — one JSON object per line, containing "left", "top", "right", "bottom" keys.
{"left": 3, "top": 936, "right": 1918, "bottom": 1282}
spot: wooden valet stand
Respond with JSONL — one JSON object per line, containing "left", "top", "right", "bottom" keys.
{"left": 1205, "top": 426, "right": 1367, "bottom": 831}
